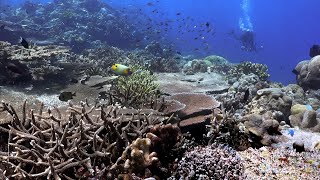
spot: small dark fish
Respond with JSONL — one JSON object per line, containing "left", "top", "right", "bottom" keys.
{"left": 20, "top": 37, "right": 29, "bottom": 49}
{"left": 98, "top": 91, "right": 108, "bottom": 100}
{"left": 70, "top": 78, "right": 78, "bottom": 83}
{"left": 147, "top": 2, "right": 154, "bottom": 6}
{"left": 59, "top": 92, "right": 76, "bottom": 101}
{"left": 309, "top": 44, "right": 320, "bottom": 58}
{"left": 205, "top": 22, "right": 210, "bottom": 27}
{"left": 176, "top": 12, "right": 181, "bottom": 15}
{"left": 176, "top": 51, "right": 182, "bottom": 55}
{"left": 243, "top": 88, "right": 250, "bottom": 102}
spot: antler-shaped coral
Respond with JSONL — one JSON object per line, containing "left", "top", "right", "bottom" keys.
{"left": 0, "top": 100, "right": 168, "bottom": 179}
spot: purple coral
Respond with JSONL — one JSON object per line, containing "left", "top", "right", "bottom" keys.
{"left": 174, "top": 144, "right": 245, "bottom": 180}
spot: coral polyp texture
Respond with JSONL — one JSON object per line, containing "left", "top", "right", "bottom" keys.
{"left": 173, "top": 144, "right": 245, "bottom": 180}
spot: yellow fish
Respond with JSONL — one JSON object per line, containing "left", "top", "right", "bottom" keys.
{"left": 111, "top": 64, "right": 133, "bottom": 76}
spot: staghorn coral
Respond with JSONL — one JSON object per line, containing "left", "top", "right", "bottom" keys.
{"left": 111, "top": 66, "right": 159, "bottom": 108}
{"left": 172, "top": 144, "right": 245, "bottom": 180}
{"left": 0, "top": 99, "right": 172, "bottom": 179}
{"left": 228, "top": 61, "right": 270, "bottom": 81}
{"left": 206, "top": 107, "right": 250, "bottom": 151}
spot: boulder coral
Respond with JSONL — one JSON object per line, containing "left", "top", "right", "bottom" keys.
{"left": 293, "top": 55, "right": 320, "bottom": 89}
{"left": 246, "top": 87, "right": 292, "bottom": 123}
{"left": 289, "top": 109, "right": 320, "bottom": 133}
{"left": 242, "top": 112, "right": 281, "bottom": 146}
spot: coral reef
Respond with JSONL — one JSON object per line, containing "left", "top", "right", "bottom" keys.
{"left": 147, "top": 124, "right": 182, "bottom": 164}
{"left": 206, "top": 107, "right": 250, "bottom": 150}
{"left": 166, "top": 93, "right": 220, "bottom": 135}
{"left": 126, "top": 47, "right": 181, "bottom": 73}
{"left": 227, "top": 61, "right": 270, "bottom": 81}
{"left": 0, "top": 41, "right": 76, "bottom": 84}
{"left": 182, "top": 59, "right": 209, "bottom": 74}
{"left": 111, "top": 67, "right": 159, "bottom": 108}
{"left": 289, "top": 109, "right": 320, "bottom": 132}
{"left": 172, "top": 144, "right": 245, "bottom": 179}
{"left": 0, "top": 0, "right": 139, "bottom": 51}
{"left": 156, "top": 73, "right": 229, "bottom": 94}
{"left": 239, "top": 147, "right": 320, "bottom": 179}
{"left": 183, "top": 55, "right": 231, "bottom": 75}
{"left": 242, "top": 112, "right": 282, "bottom": 147}
{"left": 293, "top": 55, "right": 320, "bottom": 89}
{"left": 203, "top": 55, "right": 228, "bottom": 65}
{"left": 246, "top": 87, "right": 292, "bottom": 123}
{"left": 0, "top": 100, "right": 179, "bottom": 179}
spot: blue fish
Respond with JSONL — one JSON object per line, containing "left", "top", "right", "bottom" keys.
{"left": 287, "top": 129, "right": 295, "bottom": 137}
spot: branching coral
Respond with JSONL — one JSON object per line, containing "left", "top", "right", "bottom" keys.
{"left": 206, "top": 106, "right": 250, "bottom": 151}
{"left": 228, "top": 61, "right": 270, "bottom": 81}
{"left": 111, "top": 66, "right": 160, "bottom": 108}
{"left": 0, "top": 99, "right": 172, "bottom": 179}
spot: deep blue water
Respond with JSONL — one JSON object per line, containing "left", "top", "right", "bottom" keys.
{"left": 2, "top": 0, "right": 320, "bottom": 84}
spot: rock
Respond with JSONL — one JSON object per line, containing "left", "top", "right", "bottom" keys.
{"left": 314, "top": 142, "right": 320, "bottom": 151}
{"left": 291, "top": 104, "right": 308, "bottom": 115}
{"left": 257, "top": 88, "right": 284, "bottom": 98}
{"left": 301, "top": 110, "right": 317, "bottom": 128}
{"left": 262, "top": 119, "right": 280, "bottom": 135}
{"left": 311, "top": 122, "right": 320, "bottom": 132}
{"left": 243, "top": 113, "right": 281, "bottom": 147}
{"left": 293, "top": 141, "right": 305, "bottom": 152}
{"left": 289, "top": 113, "right": 304, "bottom": 127}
